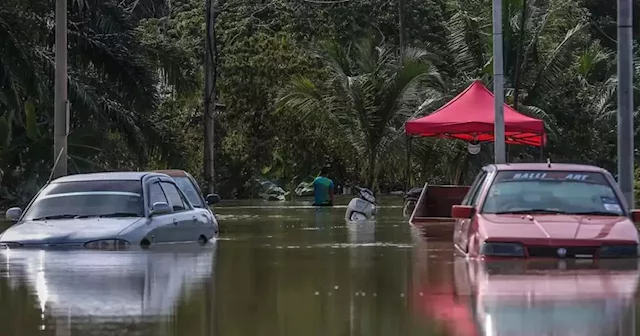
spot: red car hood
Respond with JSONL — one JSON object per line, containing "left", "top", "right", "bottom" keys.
{"left": 478, "top": 214, "right": 639, "bottom": 243}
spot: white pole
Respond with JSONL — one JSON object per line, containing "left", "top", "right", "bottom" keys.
{"left": 493, "top": 0, "right": 505, "bottom": 164}
{"left": 617, "top": 0, "right": 634, "bottom": 208}
{"left": 53, "top": 0, "right": 68, "bottom": 178}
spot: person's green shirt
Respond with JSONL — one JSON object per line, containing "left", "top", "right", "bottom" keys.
{"left": 313, "top": 176, "right": 334, "bottom": 206}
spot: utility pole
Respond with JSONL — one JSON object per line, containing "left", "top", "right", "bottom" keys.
{"left": 204, "top": 0, "right": 217, "bottom": 194}
{"left": 54, "top": 0, "right": 68, "bottom": 178}
{"left": 492, "top": 0, "right": 506, "bottom": 164}
{"left": 617, "top": 0, "right": 634, "bottom": 207}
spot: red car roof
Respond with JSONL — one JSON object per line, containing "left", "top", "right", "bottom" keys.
{"left": 153, "top": 169, "right": 189, "bottom": 177}
{"left": 490, "top": 163, "right": 608, "bottom": 173}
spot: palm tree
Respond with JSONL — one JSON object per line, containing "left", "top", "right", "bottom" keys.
{"left": 0, "top": 0, "right": 181, "bottom": 205}
{"left": 277, "top": 38, "right": 441, "bottom": 190}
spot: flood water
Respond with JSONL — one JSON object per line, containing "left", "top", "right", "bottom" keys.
{"left": 1, "top": 197, "right": 640, "bottom": 335}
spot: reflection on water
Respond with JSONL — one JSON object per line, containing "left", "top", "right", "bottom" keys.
{"left": 0, "top": 243, "right": 216, "bottom": 335}
{"left": 410, "top": 230, "right": 640, "bottom": 336}
{"left": 2, "top": 198, "right": 640, "bottom": 335}
{"left": 4, "top": 245, "right": 214, "bottom": 317}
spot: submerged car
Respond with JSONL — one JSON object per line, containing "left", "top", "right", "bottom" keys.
{"left": 0, "top": 172, "right": 219, "bottom": 249}
{"left": 451, "top": 163, "right": 640, "bottom": 259}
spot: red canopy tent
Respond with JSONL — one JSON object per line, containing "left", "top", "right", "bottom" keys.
{"left": 405, "top": 80, "right": 546, "bottom": 147}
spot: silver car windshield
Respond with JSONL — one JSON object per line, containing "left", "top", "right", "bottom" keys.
{"left": 481, "top": 171, "right": 623, "bottom": 215}
{"left": 172, "top": 177, "right": 204, "bottom": 208}
{"left": 22, "top": 180, "right": 144, "bottom": 221}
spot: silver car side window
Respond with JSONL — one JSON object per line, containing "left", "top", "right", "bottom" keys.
{"left": 160, "top": 182, "right": 189, "bottom": 212}
{"left": 173, "top": 177, "right": 204, "bottom": 208}
{"left": 148, "top": 182, "right": 168, "bottom": 206}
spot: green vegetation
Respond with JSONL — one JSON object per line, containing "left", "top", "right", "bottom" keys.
{"left": 0, "top": 0, "right": 639, "bottom": 205}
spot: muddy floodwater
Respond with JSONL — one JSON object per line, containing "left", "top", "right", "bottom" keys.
{"left": 1, "top": 197, "right": 640, "bottom": 335}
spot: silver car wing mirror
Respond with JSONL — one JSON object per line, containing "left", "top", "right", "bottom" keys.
{"left": 149, "top": 202, "right": 171, "bottom": 216}
{"left": 5, "top": 207, "right": 22, "bottom": 222}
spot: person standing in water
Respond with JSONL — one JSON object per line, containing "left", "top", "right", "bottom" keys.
{"left": 313, "top": 167, "right": 334, "bottom": 206}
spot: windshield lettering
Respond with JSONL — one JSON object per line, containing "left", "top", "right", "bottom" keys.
{"left": 502, "top": 171, "right": 601, "bottom": 183}
{"left": 565, "top": 174, "right": 588, "bottom": 181}
{"left": 513, "top": 172, "right": 547, "bottom": 180}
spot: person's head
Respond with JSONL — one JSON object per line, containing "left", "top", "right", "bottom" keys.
{"left": 320, "top": 166, "right": 329, "bottom": 176}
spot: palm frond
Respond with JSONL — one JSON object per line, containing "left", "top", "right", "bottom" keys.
{"left": 588, "top": 76, "right": 618, "bottom": 121}
{"left": 276, "top": 76, "right": 323, "bottom": 119}
{"left": 528, "top": 23, "right": 588, "bottom": 101}
{"left": 445, "top": 5, "right": 490, "bottom": 76}
{"left": 277, "top": 38, "right": 443, "bottom": 188}
{"left": 517, "top": 104, "right": 559, "bottom": 142}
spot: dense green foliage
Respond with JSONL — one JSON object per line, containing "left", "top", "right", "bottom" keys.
{"left": 0, "top": 0, "right": 639, "bottom": 204}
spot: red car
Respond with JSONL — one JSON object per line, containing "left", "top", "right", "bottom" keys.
{"left": 451, "top": 163, "right": 640, "bottom": 258}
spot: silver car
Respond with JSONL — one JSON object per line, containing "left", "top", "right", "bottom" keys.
{"left": 0, "top": 172, "right": 220, "bottom": 249}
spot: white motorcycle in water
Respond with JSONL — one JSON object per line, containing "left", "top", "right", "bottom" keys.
{"left": 345, "top": 187, "right": 378, "bottom": 221}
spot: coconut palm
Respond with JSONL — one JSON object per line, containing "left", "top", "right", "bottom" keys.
{"left": 0, "top": 0, "right": 181, "bottom": 206}
{"left": 0, "top": 0, "right": 167, "bottom": 145}
{"left": 277, "top": 38, "right": 442, "bottom": 189}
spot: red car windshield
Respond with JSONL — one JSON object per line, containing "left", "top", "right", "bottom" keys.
{"left": 481, "top": 171, "right": 624, "bottom": 215}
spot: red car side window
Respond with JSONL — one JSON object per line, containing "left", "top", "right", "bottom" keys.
{"left": 463, "top": 172, "right": 488, "bottom": 206}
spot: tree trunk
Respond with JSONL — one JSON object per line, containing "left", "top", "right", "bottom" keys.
{"left": 398, "top": 0, "right": 405, "bottom": 53}
{"left": 513, "top": 0, "right": 527, "bottom": 111}
{"left": 204, "top": 0, "right": 217, "bottom": 194}
{"left": 367, "top": 153, "right": 376, "bottom": 190}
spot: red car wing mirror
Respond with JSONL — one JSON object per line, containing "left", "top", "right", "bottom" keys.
{"left": 451, "top": 205, "right": 474, "bottom": 219}
{"left": 631, "top": 209, "right": 640, "bottom": 223}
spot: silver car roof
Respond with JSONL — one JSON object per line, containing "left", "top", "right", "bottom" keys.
{"left": 51, "top": 172, "right": 165, "bottom": 183}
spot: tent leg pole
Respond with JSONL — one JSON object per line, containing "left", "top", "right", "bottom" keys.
{"left": 405, "top": 136, "right": 412, "bottom": 193}
{"left": 506, "top": 144, "right": 509, "bottom": 163}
